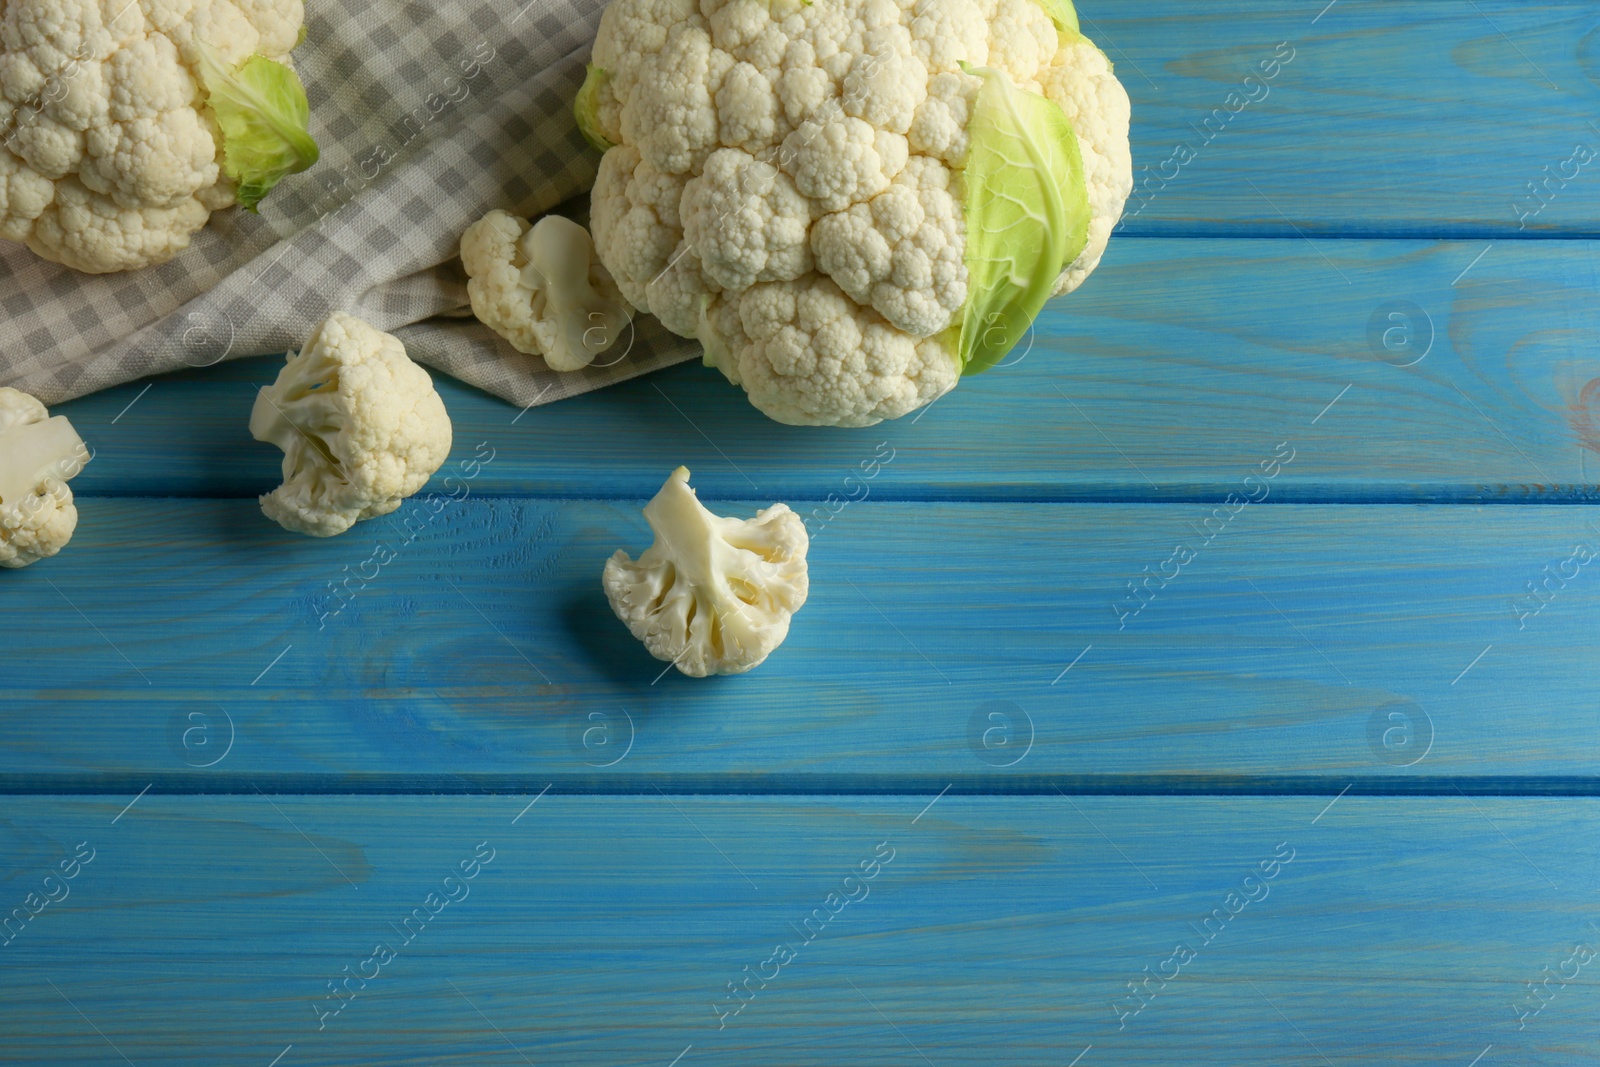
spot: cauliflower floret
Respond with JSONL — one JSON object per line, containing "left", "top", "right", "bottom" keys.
{"left": 645, "top": 238, "right": 716, "bottom": 337}
{"left": 908, "top": 68, "right": 978, "bottom": 166}
{"left": 603, "top": 465, "right": 808, "bottom": 677}
{"left": 249, "top": 313, "right": 453, "bottom": 538}
{"left": 907, "top": 0, "right": 987, "bottom": 74}
{"left": 620, "top": 22, "right": 732, "bottom": 175}
{"left": 0, "top": 0, "right": 315, "bottom": 273}
{"left": 1039, "top": 31, "right": 1133, "bottom": 295}
{"left": 716, "top": 60, "right": 787, "bottom": 153}
{"left": 811, "top": 155, "right": 965, "bottom": 336}
{"left": 592, "top": 0, "right": 704, "bottom": 134}
{"left": 717, "top": 274, "right": 958, "bottom": 427}
{"left": 780, "top": 115, "right": 906, "bottom": 213}
{"left": 461, "top": 210, "right": 632, "bottom": 372}
{"left": 681, "top": 147, "right": 812, "bottom": 291}
{"left": 983, "top": 0, "right": 1058, "bottom": 92}
{"left": 0, "top": 386, "right": 91, "bottom": 569}
{"left": 590, "top": 144, "right": 689, "bottom": 309}
{"left": 585, "top": 0, "right": 1132, "bottom": 425}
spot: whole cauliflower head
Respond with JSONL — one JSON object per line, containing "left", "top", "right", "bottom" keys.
{"left": 249, "top": 312, "right": 453, "bottom": 538}
{"left": 603, "top": 465, "right": 809, "bottom": 677}
{"left": 0, "top": 386, "right": 91, "bottom": 568}
{"left": 0, "top": 0, "right": 317, "bottom": 273}
{"left": 460, "top": 210, "right": 633, "bottom": 372}
{"left": 583, "top": 0, "right": 1131, "bottom": 426}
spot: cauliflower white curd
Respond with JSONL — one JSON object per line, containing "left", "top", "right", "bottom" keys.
{"left": 0, "top": 0, "right": 317, "bottom": 273}
{"left": 0, "top": 386, "right": 91, "bottom": 568}
{"left": 249, "top": 312, "right": 452, "bottom": 538}
{"left": 580, "top": 0, "right": 1131, "bottom": 426}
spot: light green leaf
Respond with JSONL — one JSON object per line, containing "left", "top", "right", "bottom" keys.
{"left": 574, "top": 64, "right": 615, "bottom": 152}
{"left": 956, "top": 65, "right": 1089, "bottom": 376}
{"left": 1035, "top": 0, "right": 1078, "bottom": 33}
{"left": 198, "top": 45, "right": 319, "bottom": 212}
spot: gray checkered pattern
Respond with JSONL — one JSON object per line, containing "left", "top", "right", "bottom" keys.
{"left": 0, "top": 0, "right": 698, "bottom": 407}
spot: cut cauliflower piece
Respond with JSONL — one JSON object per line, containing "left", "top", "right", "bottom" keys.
{"left": 603, "top": 466, "right": 808, "bottom": 677}
{"left": 249, "top": 313, "right": 453, "bottom": 538}
{"left": 0, "top": 386, "right": 91, "bottom": 569}
{"left": 461, "top": 210, "right": 633, "bottom": 372}
{"left": 0, "top": 0, "right": 317, "bottom": 273}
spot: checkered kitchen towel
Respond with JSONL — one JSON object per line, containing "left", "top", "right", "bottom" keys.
{"left": 0, "top": 0, "right": 698, "bottom": 407}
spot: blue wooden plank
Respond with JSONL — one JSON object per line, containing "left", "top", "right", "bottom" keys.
{"left": 0, "top": 794, "right": 1594, "bottom": 1067}
{"left": 4, "top": 498, "right": 1598, "bottom": 782}
{"left": 1104, "top": 0, "right": 1600, "bottom": 236}
{"left": 52, "top": 238, "right": 1600, "bottom": 502}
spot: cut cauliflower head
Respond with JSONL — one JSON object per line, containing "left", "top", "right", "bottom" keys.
{"left": 603, "top": 465, "right": 808, "bottom": 677}
{"left": 0, "top": 386, "right": 91, "bottom": 568}
{"left": 581, "top": 0, "right": 1131, "bottom": 425}
{"left": 0, "top": 0, "right": 317, "bottom": 273}
{"left": 460, "top": 210, "right": 633, "bottom": 372}
{"left": 249, "top": 312, "right": 453, "bottom": 538}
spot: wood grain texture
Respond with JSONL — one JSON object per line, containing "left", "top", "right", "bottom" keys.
{"left": 54, "top": 238, "right": 1600, "bottom": 502}
{"left": 1101, "top": 0, "right": 1600, "bottom": 236}
{"left": 6, "top": 498, "right": 1598, "bottom": 782}
{"left": 1, "top": 795, "right": 1594, "bottom": 1067}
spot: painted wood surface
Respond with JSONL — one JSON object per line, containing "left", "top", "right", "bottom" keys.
{"left": 1, "top": 795, "right": 1594, "bottom": 1067}
{"left": 55, "top": 238, "right": 1600, "bottom": 502}
{"left": 8, "top": 3, "right": 1600, "bottom": 1064}
{"left": 1104, "top": 0, "right": 1600, "bottom": 236}
{"left": 6, "top": 498, "right": 1598, "bottom": 782}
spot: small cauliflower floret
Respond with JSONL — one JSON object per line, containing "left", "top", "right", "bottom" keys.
{"left": 603, "top": 466, "right": 808, "bottom": 677}
{"left": 620, "top": 23, "right": 731, "bottom": 175}
{"left": 0, "top": 386, "right": 91, "bottom": 569}
{"left": 681, "top": 147, "right": 812, "bottom": 291}
{"left": 716, "top": 274, "right": 958, "bottom": 427}
{"left": 461, "top": 210, "right": 632, "bottom": 372}
{"left": 645, "top": 239, "right": 715, "bottom": 337}
{"left": 0, "top": 0, "right": 317, "bottom": 273}
{"left": 984, "top": 0, "right": 1059, "bottom": 92}
{"left": 908, "top": 69, "right": 978, "bottom": 166}
{"left": 907, "top": 0, "right": 987, "bottom": 74}
{"left": 249, "top": 313, "right": 453, "bottom": 538}
{"left": 590, "top": 144, "right": 688, "bottom": 309}
{"left": 812, "top": 155, "right": 965, "bottom": 336}
{"left": 780, "top": 115, "right": 906, "bottom": 213}
{"left": 716, "top": 60, "right": 786, "bottom": 153}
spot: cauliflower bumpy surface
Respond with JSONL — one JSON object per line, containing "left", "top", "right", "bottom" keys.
{"left": 0, "top": 0, "right": 315, "bottom": 273}
{"left": 0, "top": 386, "right": 90, "bottom": 568}
{"left": 460, "top": 210, "right": 633, "bottom": 372}
{"left": 603, "top": 465, "right": 809, "bottom": 677}
{"left": 249, "top": 312, "right": 453, "bottom": 538}
{"left": 584, "top": 0, "right": 1131, "bottom": 426}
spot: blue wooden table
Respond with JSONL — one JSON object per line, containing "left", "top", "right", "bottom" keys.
{"left": 7, "top": 3, "right": 1600, "bottom": 1064}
